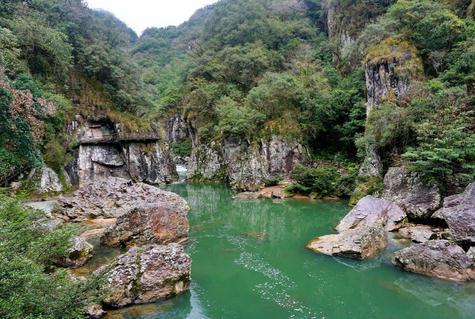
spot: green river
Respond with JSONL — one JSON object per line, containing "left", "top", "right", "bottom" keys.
{"left": 106, "top": 183, "right": 475, "bottom": 319}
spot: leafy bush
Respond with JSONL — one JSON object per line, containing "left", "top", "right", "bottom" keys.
{"left": 287, "top": 163, "right": 357, "bottom": 198}
{"left": 0, "top": 196, "right": 101, "bottom": 318}
{"left": 171, "top": 139, "right": 193, "bottom": 158}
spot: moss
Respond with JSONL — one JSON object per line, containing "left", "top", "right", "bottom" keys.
{"left": 365, "top": 37, "right": 423, "bottom": 78}
{"left": 106, "top": 110, "right": 152, "bottom": 133}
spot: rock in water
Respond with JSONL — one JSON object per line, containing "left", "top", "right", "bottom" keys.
{"left": 336, "top": 195, "right": 406, "bottom": 232}
{"left": 101, "top": 244, "right": 191, "bottom": 308}
{"left": 56, "top": 236, "right": 94, "bottom": 268}
{"left": 433, "top": 183, "right": 475, "bottom": 245}
{"left": 307, "top": 196, "right": 405, "bottom": 260}
{"left": 101, "top": 204, "right": 189, "bottom": 247}
{"left": 56, "top": 177, "right": 189, "bottom": 221}
{"left": 383, "top": 167, "right": 441, "bottom": 220}
{"left": 307, "top": 225, "right": 387, "bottom": 260}
{"left": 393, "top": 240, "right": 475, "bottom": 281}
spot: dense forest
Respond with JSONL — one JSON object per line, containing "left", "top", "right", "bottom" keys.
{"left": 0, "top": 0, "right": 475, "bottom": 317}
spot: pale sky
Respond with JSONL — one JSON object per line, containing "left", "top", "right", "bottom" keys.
{"left": 86, "top": 0, "right": 219, "bottom": 35}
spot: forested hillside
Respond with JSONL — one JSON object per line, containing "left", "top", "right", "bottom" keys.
{"left": 0, "top": 0, "right": 151, "bottom": 184}
{"left": 134, "top": 0, "right": 475, "bottom": 197}
{"left": 1, "top": 0, "right": 474, "bottom": 195}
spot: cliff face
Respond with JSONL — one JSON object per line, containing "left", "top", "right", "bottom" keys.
{"left": 359, "top": 39, "right": 422, "bottom": 177}
{"left": 188, "top": 136, "right": 306, "bottom": 191}
{"left": 69, "top": 120, "right": 177, "bottom": 187}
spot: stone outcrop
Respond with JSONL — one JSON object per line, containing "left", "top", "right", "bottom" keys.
{"left": 432, "top": 183, "right": 475, "bottom": 245}
{"left": 393, "top": 240, "right": 475, "bottom": 281}
{"left": 55, "top": 177, "right": 189, "bottom": 221}
{"left": 100, "top": 244, "right": 191, "bottom": 308}
{"left": 307, "top": 196, "right": 405, "bottom": 260}
{"left": 31, "top": 165, "right": 68, "bottom": 194}
{"left": 359, "top": 39, "right": 422, "bottom": 178}
{"left": 74, "top": 120, "right": 177, "bottom": 187}
{"left": 189, "top": 136, "right": 305, "bottom": 191}
{"left": 56, "top": 236, "right": 94, "bottom": 268}
{"left": 166, "top": 114, "right": 189, "bottom": 144}
{"left": 101, "top": 204, "right": 189, "bottom": 248}
{"left": 307, "top": 225, "right": 387, "bottom": 260}
{"left": 383, "top": 167, "right": 441, "bottom": 220}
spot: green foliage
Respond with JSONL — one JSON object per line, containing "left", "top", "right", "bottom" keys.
{"left": 216, "top": 97, "right": 266, "bottom": 138}
{"left": 0, "top": 196, "right": 101, "bottom": 318}
{"left": 350, "top": 176, "right": 384, "bottom": 206}
{"left": 287, "top": 163, "right": 358, "bottom": 198}
{"left": 403, "top": 94, "right": 475, "bottom": 186}
{"left": 171, "top": 139, "right": 193, "bottom": 158}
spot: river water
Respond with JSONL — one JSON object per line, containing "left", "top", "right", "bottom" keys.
{"left": 106, "top": 183, "right": 475, "bottom": 319}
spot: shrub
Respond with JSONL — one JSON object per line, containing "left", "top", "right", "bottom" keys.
{"left": 171, "top": 139, "right": 193, "bottom": 158}
{"left": 0, "top": 196, "right": 101, "bottom": 318}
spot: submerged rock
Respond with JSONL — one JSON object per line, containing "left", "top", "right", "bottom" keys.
{"left": 307, "top": 225, "right": 387, "bottom": 260}
{"left": 393, "top": 240, "right": 475, "bottom": 281}
{"left": 55, "top": 177, "right": 189, "bottom": 221}
{"left": 432, "top": 183, "right": 475, "bottom": 245}
{"left": 383, "top": 167, "right": 441, "bottom": 220}
{"left": 100, "top": 244, "right": 191, "bottom": 308}
{"left": 101, "top": 204, "right": 189, "bottom": 247}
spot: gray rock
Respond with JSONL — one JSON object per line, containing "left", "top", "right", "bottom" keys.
{"left": 383, "top": 167, "right": 441, "bottom": 220}
{"left": 467, "top": 247, "right": 475, "bottom": 261}
{"left": 188, "top": 135, "right": 305, "bottom": 191}
{"left": 32, "top": 165, "right": 63, "bottom": 194}
{"left": 166, "top": 114, "right": 189, "bottom": 143}
{"left": 56, "top": 236, "right": 94, "bottom": 268}
{"left": 358, "top": 144, "right": 383, "bottom": 178}
{"left": 101, "top": 244, "right": 191, "bottom": 308}
{"left": 393, "top": 240, "right": 475, "bottom": 281}
{"left": 77, "top": 121, "right": 177, "bottom": 187}
{"left": 336, "top": 195, "right": 406, "bottom": 232}
{"left": 85, "top": 304, "right": 106, "bottom": 319}
{"left": 101, "top": 204, "right": 189, "bottom": 247}
{"left": 397, "top": 224, "right": 449, "bottom": 243}
{"left": 433, "top": 183, "right": 475, "bottom": 245}
{"left": 56, "top": 177, "right": 189, "bottom": 221}
{"left": 307, "top": 225, "right": 388, "bottom": 260}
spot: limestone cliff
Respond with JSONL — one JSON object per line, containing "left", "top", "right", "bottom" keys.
{"left": 68, "top": 118, "right": 177, "bottom": 187}
{"left": 188, "top": 136, "right": 306, "bottom": 191}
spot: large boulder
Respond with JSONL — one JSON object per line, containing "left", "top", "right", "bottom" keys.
{"left": 307, "top": 195, "right": 405, "bottom": 260}
{"left": 55, "top": 177, "right": 189, "bottom": 221}
{"left": 393, "top": 240, "right": 475, "bottom": 281}
{"left": 100, "top": 244, "right": 191, "bottom": 308}
{"left": 31, "top": 165, "right": 66, "bottom": 194}
{"left": 383, "top": 167, "right": 441, "bottom": 220}
{"left": 307, "top": 225, "right": 387, "bottom": 260}
{"left": 433, "top": 183, "right": 475, "bottom": 245}
{"left": 336, "top": 195, "right": 406, "bottom": 232}
{"left": 101, "top": 204, "right": 189, "bottom": 247}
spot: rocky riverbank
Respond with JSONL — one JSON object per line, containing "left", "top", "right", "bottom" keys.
{"left": 30, "top": 177, "right": 192, "bottom": 317}
{"left": 307, "top": 166, "right": 475, "bottom": 282}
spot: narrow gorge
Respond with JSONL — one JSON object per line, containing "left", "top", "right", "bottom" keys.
{"left": 0, "top": 0, "right": 474, "bottom": 319}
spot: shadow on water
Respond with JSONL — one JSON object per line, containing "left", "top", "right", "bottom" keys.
{"left": 105, "top": 183, "right": 475, "bottom": 319}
